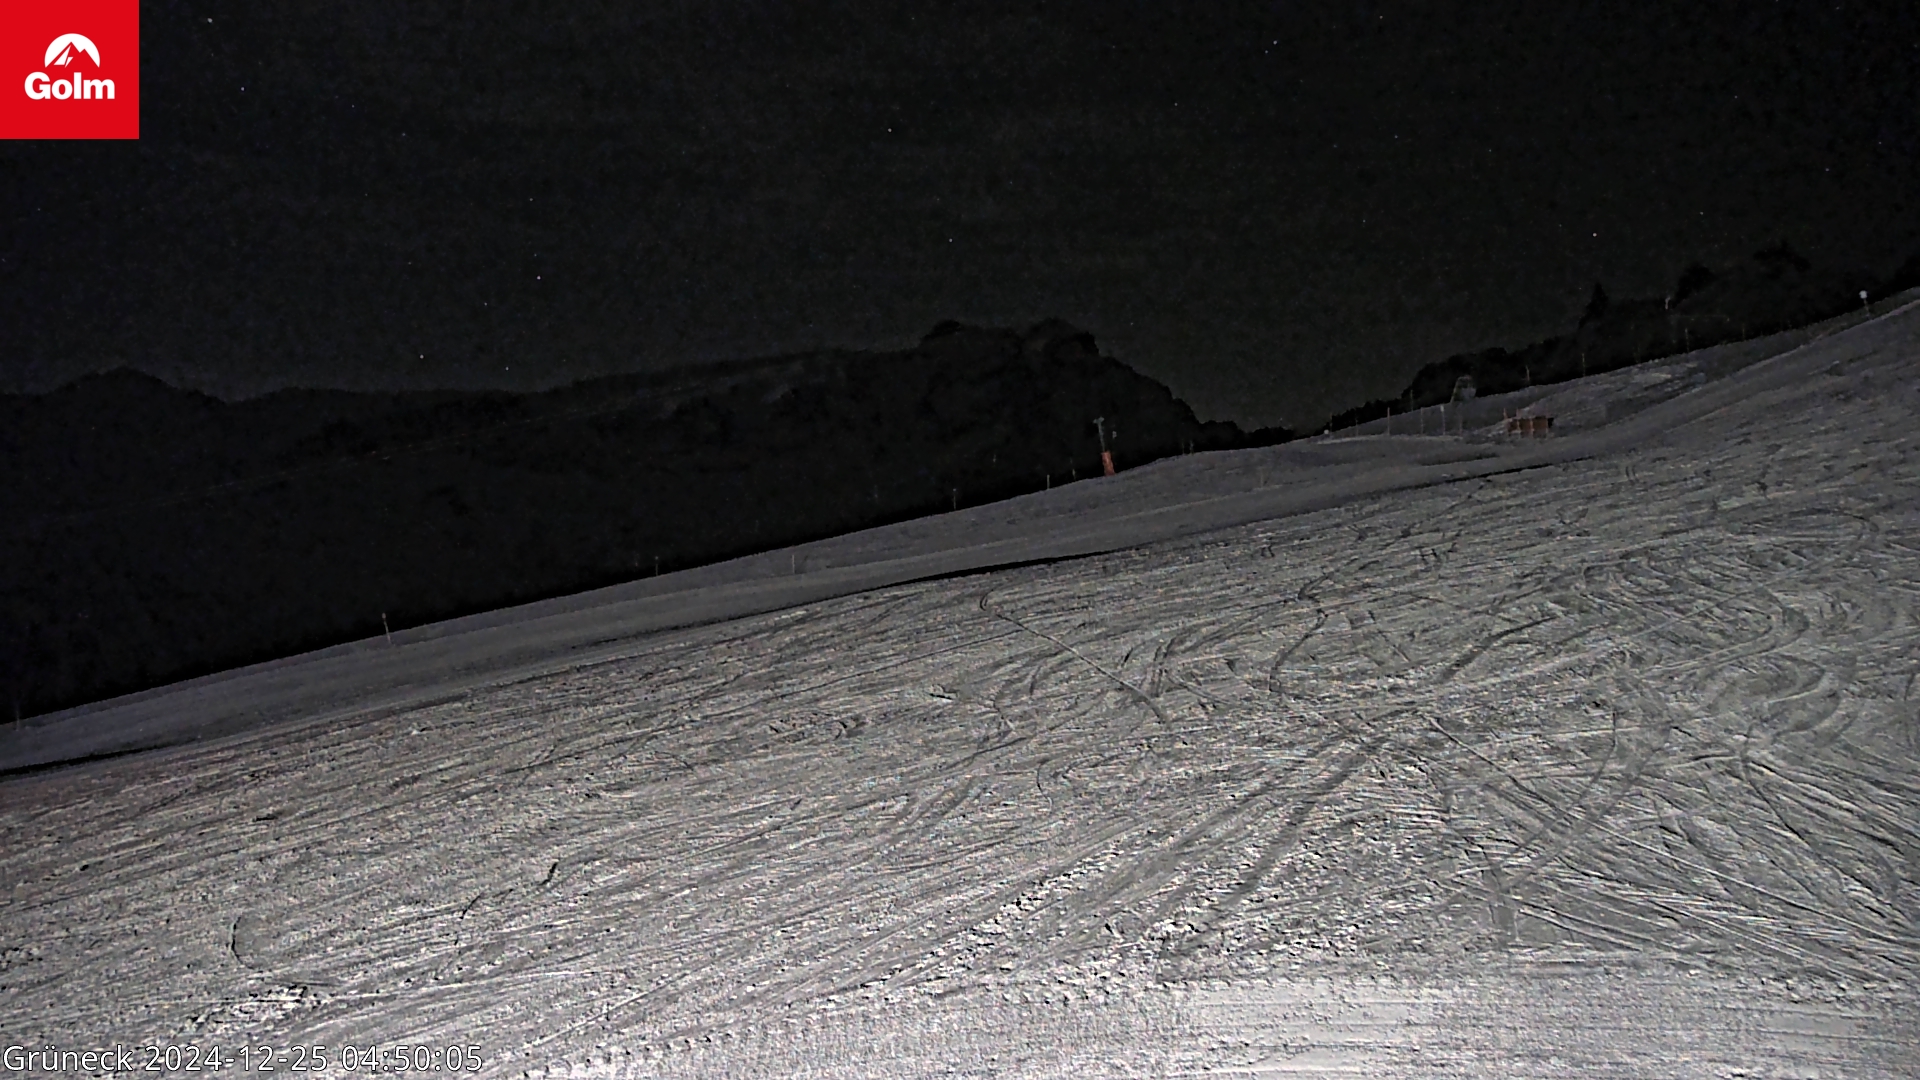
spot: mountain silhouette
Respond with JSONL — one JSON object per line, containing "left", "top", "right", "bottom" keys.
{"left": 0, "top": 321, "right": 1284, "bottom": 720}
{"left": 44, "top": 34, "right": 101, "bottom": 68}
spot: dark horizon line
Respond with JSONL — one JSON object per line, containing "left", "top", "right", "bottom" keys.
{"left": 17, "top": 237, "right": 1917, "bottom": 441}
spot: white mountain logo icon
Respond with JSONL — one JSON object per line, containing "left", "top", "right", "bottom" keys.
{"left": 45, "top": 34, "right": 102, "bottom": 68}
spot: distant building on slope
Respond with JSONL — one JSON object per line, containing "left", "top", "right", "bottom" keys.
{"left": 1504, "top": 410, "right": 1553, "bottom": 436}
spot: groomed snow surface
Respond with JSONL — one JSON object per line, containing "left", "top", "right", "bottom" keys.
{"left": 5, "top": 302, "right": 1920, "bottom": 1077}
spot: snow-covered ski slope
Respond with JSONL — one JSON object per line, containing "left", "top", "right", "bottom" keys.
{"left": 0, "top": 301, "right": 1899, "bottom": 776}
{"left": 4, "top": 297, "right": 1920, "bottom": 1076}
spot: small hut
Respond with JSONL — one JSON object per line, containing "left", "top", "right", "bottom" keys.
{"left": 1503, "top": 411, "right": 1554, "bottom": 436}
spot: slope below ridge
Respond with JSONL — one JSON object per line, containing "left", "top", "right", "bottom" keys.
{"left": 0, "top": 290, "right": 1915, "bottom": 1076}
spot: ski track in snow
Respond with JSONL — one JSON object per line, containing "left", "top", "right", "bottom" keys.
{"left": 4, "top": 312, "right": 1920, "bottom": 1076}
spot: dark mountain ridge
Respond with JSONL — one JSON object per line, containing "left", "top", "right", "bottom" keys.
{"left": 2, "top": 320, "right": 1279, "bottom": 719}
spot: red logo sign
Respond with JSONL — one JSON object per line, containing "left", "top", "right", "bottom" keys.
{"left": 1, "top": 0, "right": 139, "bottom": 139}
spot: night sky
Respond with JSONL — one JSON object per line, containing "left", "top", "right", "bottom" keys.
{"left": 4, "top": 1, "right": 1917, "bottom": 429}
